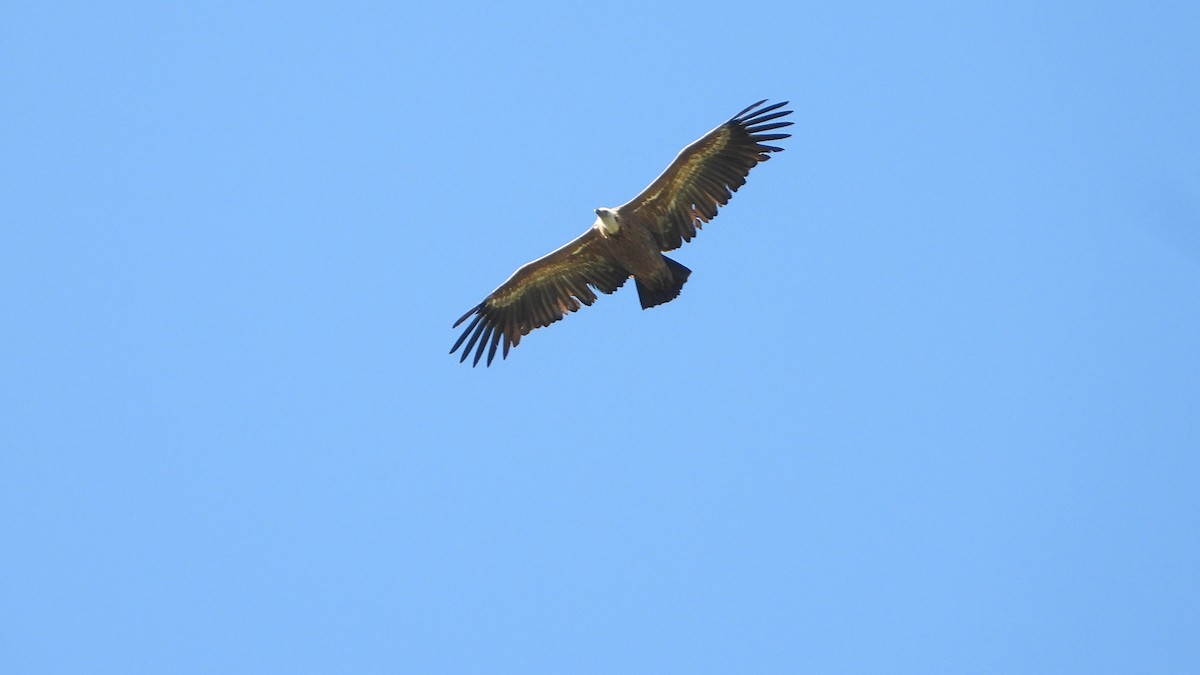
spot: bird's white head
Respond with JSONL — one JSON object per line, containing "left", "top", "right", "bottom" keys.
{"left": 594, "top": 207, "right": 621, "bottom": 237}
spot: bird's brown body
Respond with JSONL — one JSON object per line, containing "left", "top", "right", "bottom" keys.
{"left": 606, "top": 219, "right": 666, "bottom": 282}
{"left": 600, "top": 216, "right": 690, "bottom": 309}
{"left": 451, "top": 100, "right": 792, "bottom": 366}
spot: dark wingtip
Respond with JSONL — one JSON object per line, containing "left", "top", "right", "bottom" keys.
{"left": 452, "top": 303, "right": 483, "bottom": 328}
{"left": 450, "top": 312, "right": 483, "bottom": 355}
{"left": 733, "top": 99, "right": 791, "bottom": 123}
{"left": 454, "top": 310, "right": 490, "bottom": 363}
{"left": 471, "top": 324, "right": 493, "bottom": 367}
{"left": 485, "top": 326, "right": 503, "bottom": 366}
{"left": 731, "top": 99, "right": 770, "bottom": 120}
{"left": 451, "top": 300, "right": 513, "bottom": 367}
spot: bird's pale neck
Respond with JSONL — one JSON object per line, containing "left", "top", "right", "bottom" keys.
{"left": 594, "top": 207, "right": 621, "bottom": 236}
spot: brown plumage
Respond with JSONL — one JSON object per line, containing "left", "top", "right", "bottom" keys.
{"left": 451, "top": 99, "right": 792, "bottom": 366}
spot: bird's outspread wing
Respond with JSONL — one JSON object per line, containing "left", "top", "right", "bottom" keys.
{"left": 450, "top": 228, "right": 630, "bottom": 366}
{"left": 618, "top": 100, "right": 792, "bottom": 251}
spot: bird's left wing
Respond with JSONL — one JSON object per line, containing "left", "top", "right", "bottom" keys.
{"left": 451, "top": 228, "right": 630, "bottom": 366}
{"left": 618, "top": 99, "right": 792, "bottom": 252}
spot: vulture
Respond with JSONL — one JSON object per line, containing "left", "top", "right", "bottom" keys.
{"left": 451, "top": 99, "right": 792, "bottom": 366}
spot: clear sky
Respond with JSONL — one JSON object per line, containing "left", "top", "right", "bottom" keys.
{"left": 3, "top": 2, "right": 1198, "bottom": 673}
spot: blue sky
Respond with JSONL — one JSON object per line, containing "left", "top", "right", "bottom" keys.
{"left": 3, "top": 2, "right": 1198, "bottom": 672}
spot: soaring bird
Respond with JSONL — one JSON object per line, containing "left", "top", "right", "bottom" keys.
{"left": 451, "top": 99, "right": 792, "bottom": 366}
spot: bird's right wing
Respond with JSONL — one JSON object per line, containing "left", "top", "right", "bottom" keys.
{"left": 451, "top": 227, "right": 630, "bottom": 366}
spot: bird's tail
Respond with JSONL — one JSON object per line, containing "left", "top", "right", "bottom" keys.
{"left": 636, "top": 256, "right": 692, "bottom": 309}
